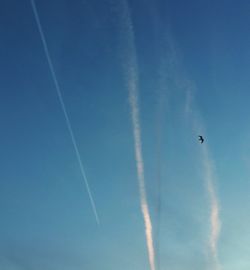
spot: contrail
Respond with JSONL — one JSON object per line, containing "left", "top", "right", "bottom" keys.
{"left": 128, "top": 71, "right": 156, "bottom": 270}
{"left": 201, "top": 144, "right": 221, "bottom": 270}
{"left": 157, "top": 28, "right": 221, "bottom": 268}
{"left": 30, "top": 0, "right": 100, "bottom": 225}
{"left": 185, "top": 88, "right": 221, "bottom": 270}
{"left": 119, "top": 1, "right": 156, "bottom": 270}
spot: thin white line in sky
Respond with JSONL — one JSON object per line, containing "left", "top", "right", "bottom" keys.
{"left": 30, "top": 0, "right": 100, "bottom": 225}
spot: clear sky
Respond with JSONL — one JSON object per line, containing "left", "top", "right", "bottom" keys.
{"left": 1, "top": 0, "right": 250, "bottom": 269}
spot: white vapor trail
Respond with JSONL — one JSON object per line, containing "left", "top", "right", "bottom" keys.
{"left": 156, "top": 28, "right": 221, "bottom": 268}
{"left": 185, "top": 89, "right": 221, "bottom": 270}
{"left": 201, "top": 144, "right": 221, "bottom": 270}
{"left": 128, "top": 72, "right": 156, "bottom": 270}
{"left": 119, "top": 1, "right": 156, "bottom": 270}
{"left": 30, "top": 0, "right": 100, "bottom": 225}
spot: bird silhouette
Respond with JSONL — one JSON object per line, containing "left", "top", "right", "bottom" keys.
{"left": 198, "top": 135, "right": 204, "bottom": 144}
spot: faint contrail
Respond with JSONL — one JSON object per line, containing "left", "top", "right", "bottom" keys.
{"left": 201, "top": 144, "right": 221, "bottom": 270}
{"left": 30, "top": 0, "right": 100, "bottom": 225}
{"left": 158, "top": 28, "right": 221, "bottom": 268}
{"left": 185, "top": 88, "right": 221, "bottom": 270}
{"left": 119, "top": 1, "right": 156, "bottom": 270}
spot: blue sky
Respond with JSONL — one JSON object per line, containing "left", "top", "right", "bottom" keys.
{"left": 1, "top": 0, "right": 250, "bottom": 269}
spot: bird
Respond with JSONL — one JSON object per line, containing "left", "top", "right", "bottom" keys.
{"left": 198, "top": 135, "right": 204, "bottom": 144}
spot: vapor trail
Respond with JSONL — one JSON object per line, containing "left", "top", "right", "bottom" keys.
{"left": 201, "top": 144, "right": 221, "bottom": 270}
{"left": 185, "top": 89, "right": 221, "bottom": 270}
{"left": 128, "top": 73, "right": 156, "bottom": 270}
{"left": 158, "top": 28, "right": 221, "bottom": 267}
{"left": 119, "top": 1, "right": 156, "bottom": 270}
{"left": 30, "top": 0, "right": 100, "bottom": 224}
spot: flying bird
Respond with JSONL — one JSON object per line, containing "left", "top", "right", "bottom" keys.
{"left": 198, "top": 135, "right": 204, "bottom": 144}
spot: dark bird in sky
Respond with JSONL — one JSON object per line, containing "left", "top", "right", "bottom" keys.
{"left": 198, "top": 135, "right": 204, "bottom": 144}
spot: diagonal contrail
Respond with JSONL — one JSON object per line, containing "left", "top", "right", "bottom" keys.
{"left": 30, "top": 0, "right": 100, "bottom": 225}
{"left": 119, "top": 1, "right": 156, "bottom": 270}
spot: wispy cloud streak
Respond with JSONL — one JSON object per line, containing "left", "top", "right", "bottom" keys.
{"left": 201, "top": 144, "right": 221, "bottom": 269}
{"left": 156, "top": 28, "right": 221, "bottom": 268}
{"left": 185, "top": 88, "right": 221, "bottom": 270}
{"left": 119, "top": 1, "right": 156, "bottom": 270}
{"left": 30, "top": 0, "right": 100, "bottom": 224}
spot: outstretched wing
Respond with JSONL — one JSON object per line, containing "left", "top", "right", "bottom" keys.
{"left": 198, "top": 135, "right": 204, "bottom": 143}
